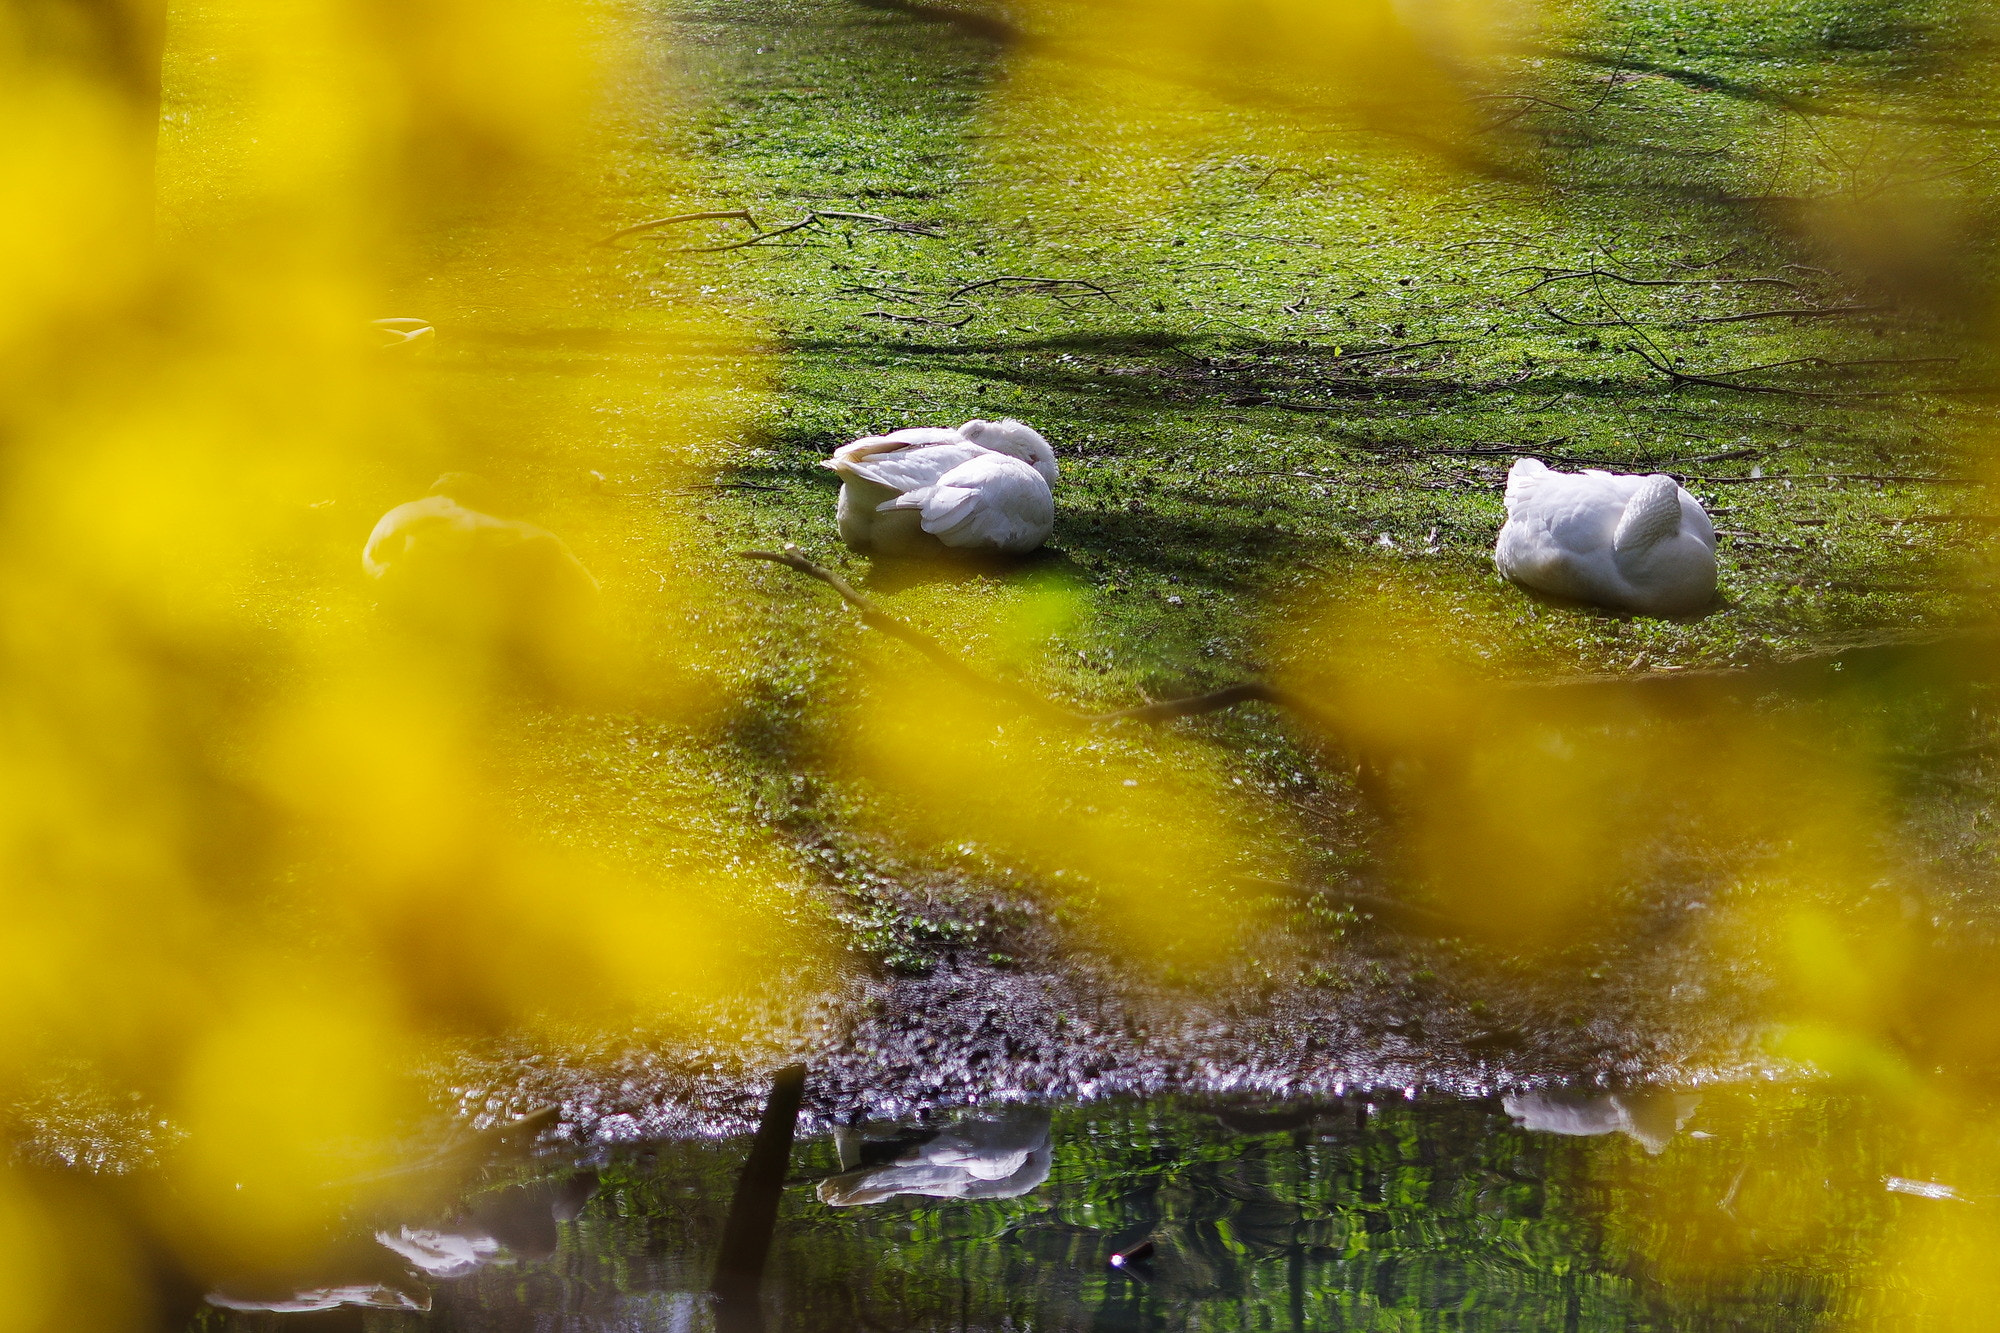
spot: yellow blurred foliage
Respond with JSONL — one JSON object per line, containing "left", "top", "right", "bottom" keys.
{"left": 0, "top": 0, "right": 815, "bottom": 1295}
{"left": 828, "top": 577, "right": 1290, "bottom": 967}
{"left": 978, "top": 0, "right": 1518, "bottom": 225}
{"left": 1273, "top": 568, "right": 1901, "bottom": 946}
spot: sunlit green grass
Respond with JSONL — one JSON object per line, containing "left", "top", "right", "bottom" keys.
{"left": 161, "top": 0, "right": 2000, "bottom": 983}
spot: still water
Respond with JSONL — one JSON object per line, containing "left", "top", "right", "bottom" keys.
{"left": 201, "top": 1084, "right": 1981, "bottom": 1331}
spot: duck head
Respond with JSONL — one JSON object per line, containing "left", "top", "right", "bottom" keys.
{"left": 958, "top": 418, "right": 1059, "bottom": 486}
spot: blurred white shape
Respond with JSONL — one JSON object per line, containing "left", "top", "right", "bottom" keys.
{"left": 819, "top": 1106, "right": 1053, "bottom": 1206}
{"left": 372, "top": 316, "right": 436, "bottom": 348}
{"left": 376, "top": 1226, "right": 502, "bottom": 1278}
{"left": 1502, "top": 1088, "right": 1700, "bottom": 1155}
{"left": 1884, "top": 1175, "right": 1966, "bottom": 1201}
{"left": 208, "top": 1283, "right": 431, "bottom": 1312}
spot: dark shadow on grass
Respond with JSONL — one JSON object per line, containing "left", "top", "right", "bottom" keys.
{"left": 1503, "top": 580, "right": 1728, "bottom": 624}
{"left": 856, "top": 544, "right": 1081, "bottom": 594}
{"left": 1054, "top": 508, "right": 1323, "bottom": 584}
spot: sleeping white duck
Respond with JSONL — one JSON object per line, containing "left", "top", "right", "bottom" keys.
{"left": 1494, "top": 457, "right": 1717, "bottom": 616}
{"left": 362, "top": 473, "right": 599, "bottom": 615}
{"left": 824, "top": 418, "right": 1058, "bottom": 556}
{"left": 362, "top": 473, "right": 605, "bottom": 692}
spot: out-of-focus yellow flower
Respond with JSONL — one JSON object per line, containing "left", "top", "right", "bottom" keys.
{"left": 0, "top": 0, "right": 811, "bottom": 1289}
{"left": 979, "top": 0, "right": 1519, "bottom": 226}
{"left": 829, "top": 576, "right": 1289, "bottom": 967}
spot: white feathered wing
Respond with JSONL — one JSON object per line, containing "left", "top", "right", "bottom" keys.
{"left": 879, "top": 452, "right": 1055, "bottom": 554}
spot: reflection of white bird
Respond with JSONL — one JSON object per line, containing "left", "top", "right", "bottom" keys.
{"left": 824, "top": 418, "right": 1059, "bottom": 556}
{"left": 1494, "top": 458, "right": 1716, "bottom": 616}
{"left": 375, "top": 1171, "right": 599, "bottom": 1278}
{"left": 819, "top": 1107, "right": 1053, "bottom": 1207}
{"left": 1502, "top": 1089, "right": 1700, "bottom": 1155}
{"left": 373, "top": 317, "right": 435, "bottom": 349}
{"left": 208, "top": 1283, "right": 431, "bottom": 1313}
{"left": 376, "top": 1228, "right": 500, "bottom": 1279}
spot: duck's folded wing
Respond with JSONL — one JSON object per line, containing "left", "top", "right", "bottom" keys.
{"left": 831, "top": 440, "right": 987, "bottom": 493}
{"left": 881, "top": 455, "right": 1054, "bottom": 551}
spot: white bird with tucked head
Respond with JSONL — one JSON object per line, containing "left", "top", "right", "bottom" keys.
{"left": 361, "top": 474, "right": 603, "bottom": 692}
{"left": 362, "top": 473, "right": 598, "bottom": 605}
{"left": 1494, "top": 458, "right": 1717, "bottom": 616}
{"left": 823, "top": 418, "right": 1059, "bottom": 556}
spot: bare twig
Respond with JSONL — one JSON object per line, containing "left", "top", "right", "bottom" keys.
{"left": 1475, "top": 93, "right": 1585, "bottom": 130}
{"left": 811, "top": 209, "right": 941, "bottom": 235}
{"left": 1330, "top": 338, "right": 1457, "bottom": 361}
{"left": 679, "top": 215, "right": 822, "bottom": 253}
{"left": 741, "top": 545, "right": 1293, "bottom": 726}
{"left": 1627, "top": 343, "right": 1887, "bottom": 398}
{"left": 602, "top": 209, "right": 941, "bottom": 253}
{"left": 1253, "top": 165, "right": 1330, "bottom": 191}
{"left": 1686, "top": 304, "right": 1887, "bottom": 324}
{"left": 1685, "top": 471, "right": 1984, "bottom": 485}
{"left": 595, "top": 210, "right": 759, "bottom": 248}
{"left": 1508, "top": 265, "right": 1802, "bottom": 296}
{"left": 1541, "top": 301, "right": 1884, "bottom": 328}
{"left": 945, "top": 275, "right": 1117, "bottom": 303}
{"left": 862, "top": 310, "right": 975, "bottom": 328}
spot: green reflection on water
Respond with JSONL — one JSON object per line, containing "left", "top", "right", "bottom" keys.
{"left": 215, "top": 1086, "right": 1969, "bottom": 1331}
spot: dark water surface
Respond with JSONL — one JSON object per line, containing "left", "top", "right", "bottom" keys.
{"left": 204, "top": 1084, "right": 1971, "bottom": 1331}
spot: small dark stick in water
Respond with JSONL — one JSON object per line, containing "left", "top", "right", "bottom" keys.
{"left": 1108, "top": 1240, "right": 1156, "bottom": 1268}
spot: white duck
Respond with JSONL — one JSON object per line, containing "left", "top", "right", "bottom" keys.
{"left": 1493, "top": 458, "right": 1717, "bottom": 616}
{"left": 823, "top": 418, "right": 1058, "bottom": 556}
{"left": 362, "top": 474, "right": 597, "bottom": 598}
{"left": 362, "top": 475, "right": 603, "bottom": 690}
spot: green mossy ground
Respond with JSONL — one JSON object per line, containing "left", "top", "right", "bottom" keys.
{"left": 162, "top": 0, "right": 2000, "bottom": 1082}
{"left": 592, "top": 0, "right": 2000, "bottom": 979}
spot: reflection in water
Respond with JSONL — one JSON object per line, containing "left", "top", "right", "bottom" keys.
{"left": 203, "top": 1087, "right": 1982, "bottom": 1331}
{"left": 819, "top": 1107, "right": 1053, "bottom": 1207}
{"left": 208, "top": 1281, "right": 430, "bottom": 1314}
{"left": 1502, "top": 1088, "right": 1700, "bottom": 1154}
{"left": 377, "top": 1171, "right": 600, "bottom": 1277}
{"left": 206, "top": 1171, "right": 598, "bottom": 1313}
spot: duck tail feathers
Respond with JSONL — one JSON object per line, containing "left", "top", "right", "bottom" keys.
{"left": 1613, "top": 474, "right": 1685, "bottom": 553}
{"left": 1503, "top": 456, "right": 1552, "bottom": 509}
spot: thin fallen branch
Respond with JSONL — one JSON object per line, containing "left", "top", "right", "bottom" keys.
{"left": 1871, "top": 515, "right": 2000, "bottom": 524}
{"left": 595, "top": 210, "right": 759, "bottom": 248}
{"left": 1253, "top": 165, "right": 1330, "bottom": 192}
{"left": 600, "top": 209, "right": 941, "bottom": 253}
{"left": 813, "top": 209, "right": 942, "bottom": 235}
{"left": 1686, "top": 472, "right": 1985, "bottom": 485}
{"left": 1628, "top": 343, "right": 1887, "bottom": 398}
{"left": 1476, "top": 93, "right": 1586, "bottom": 130}
{"left": 1686, "top": 304, "right": 1887, "bottom": 324}
{"left": 680, "top": 215, "right": 822, "bottom": 253}
{"left": 1540, "top": 301, "right": 1884, "bottom": 328}
{"left": 945, "top": 275, "right": 1117, "bottom": 303}
{"left": 1508, "top": 265, "right": 1801, "bottom": 296}
{"left": 741, "top": 545, "right": 1293, "bottom": 725}
{"left": 862, "top": 309, "right": 975, "bottom": 328}
{"left": 1330, "top": 338, "right": 1457, "bottom": 361}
